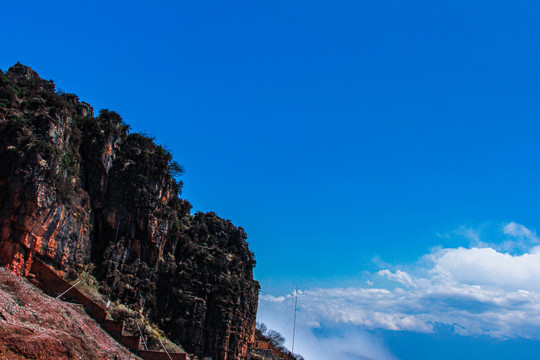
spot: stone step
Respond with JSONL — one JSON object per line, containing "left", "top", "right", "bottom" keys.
{"left": 120, "top": 334, "right": 141, "bottom": 351}
{"left": 103, "top": 319, "right": 125, "bottom": 337}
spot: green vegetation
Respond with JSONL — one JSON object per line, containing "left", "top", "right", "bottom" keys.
{"left": 73, "top": 264, "right": 107, "bottom": 308}
{"left": 168, "top": 160, "right": 184, "bottom": 177}
{"left": 0, "top": 70, "right": 23, "bottom": 99}
{"left": 172, "top": 219, "right": 181, "bottom": 231}
{"left": 61, "top": 150, "right": 77, "bottom": 172}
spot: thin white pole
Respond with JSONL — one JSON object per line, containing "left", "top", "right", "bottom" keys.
{"left": 158, "top": 338, "right": 173, "bottom": 360}
{"left": 55, "top": 280, "right": 81, "bottom": 300}
{"left": 114, "top": 222, "right": 120, "bottom": 242}
{"left": 136, "top": 322, "right": 148, "bottom": 351}
{"left": 292, "top": 287, "right": 298, "bottom": 354}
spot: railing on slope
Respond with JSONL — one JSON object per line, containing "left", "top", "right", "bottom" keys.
{"left": 28, "top": 258, "right": 188, "bottom": 360}
{"left": 29, "top": 258, "right": 107, "bottom": 320}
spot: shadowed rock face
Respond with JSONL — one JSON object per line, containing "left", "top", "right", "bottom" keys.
{"left": 0, "top": 63, "right": 259, "bottom": 360}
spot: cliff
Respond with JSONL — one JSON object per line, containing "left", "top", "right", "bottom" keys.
{"left": 0, "top": 63, "right": 259, "bottom": 360}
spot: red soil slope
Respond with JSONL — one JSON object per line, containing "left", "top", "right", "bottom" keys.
{"left": 0, "top": 267, "right": 140, "bottom": 360}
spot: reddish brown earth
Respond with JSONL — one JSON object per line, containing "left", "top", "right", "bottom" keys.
{"left": 0, "top": 267, "right": 140, "bottom": 360}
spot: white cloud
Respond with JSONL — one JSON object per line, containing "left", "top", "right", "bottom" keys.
{"left": 377, "top": 269, "right": 418, "bottom": 288}
{"left": 499, "top": 222, "right": 540, "bottom": 253}
{"left": 257, "top": 222, "right": 540, "bottom": 359}
{"left": 503, "top": 222, "right": 537, "bottom": 241}
{"left": 433, "top": 246, "right": 540, "bottom": 291}
{"left": 260, "top": 294, "right": 287, "bottom": 303}
{"left": 454, "top": 226, "right": 481, "bottom": 244}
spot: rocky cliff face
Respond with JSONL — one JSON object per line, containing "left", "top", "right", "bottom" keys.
{"left": 0, "top": 63, "right": 259, "bottom": 360}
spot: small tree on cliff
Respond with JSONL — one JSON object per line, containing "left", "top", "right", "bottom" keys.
{"left": 266, "top": 329, "right": 286, "bottom": 348}
{"left": 255, "top": 322, "right": 304, "bottom": 360}
{"left": 255, "top": 322, "right": 267, "bottom": 338}
{"left": 255, "top": 322, "right": 285, "bottom": 347}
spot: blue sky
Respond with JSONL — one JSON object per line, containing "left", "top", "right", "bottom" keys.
{"left": 3, "top": 1, "right": 540, "bottom": 359}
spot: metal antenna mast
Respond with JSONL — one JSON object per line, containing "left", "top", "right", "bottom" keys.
{"left": 292, "top": 286, "right": 298, "bottom": 354}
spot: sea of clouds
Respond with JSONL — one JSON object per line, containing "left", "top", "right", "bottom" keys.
{"left": 257, "top": 222, "right": 540, "bottom": 360}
